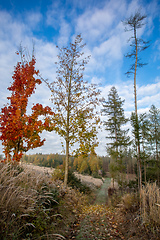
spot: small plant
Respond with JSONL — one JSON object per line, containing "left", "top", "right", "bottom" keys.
{"left": 52, "top": 168, "right": 64, "bottom": 181}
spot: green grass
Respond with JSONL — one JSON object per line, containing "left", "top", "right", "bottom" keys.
{"left": 94, "top": 178, "right": 111, "bottom": 205}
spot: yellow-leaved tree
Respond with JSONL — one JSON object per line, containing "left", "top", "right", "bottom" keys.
{"left": 45, "top": 35, "right": 102, "bottom": 186}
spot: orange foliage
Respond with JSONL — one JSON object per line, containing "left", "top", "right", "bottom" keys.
{"left": 0, "top": 53, "right": 54, "bottom": 162}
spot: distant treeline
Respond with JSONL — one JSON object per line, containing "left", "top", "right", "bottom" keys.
{"left": 22, "top": 153, "right": 66, "bottom": 168}
{"left": 21, "top": 152, "right": 137, "bottom": 177}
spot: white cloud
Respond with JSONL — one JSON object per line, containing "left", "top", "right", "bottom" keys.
{"left": 27, "top": 131, "right": 63, "bottom": 155}
{"left": 46, "top": 1, "right": 63, "bottom": 28}
{"left": 91, "top": 76, "right": 103, "bottom": 84}
{"left": 25, "top": 11, "right": 42, "bottom": 30}
{"left": 138, "top": 80, "right": 160, "bottom": 97}
{"left": 57, "top": 20, "right": 71, "bottom": 47}
{"left": 76, "top": 7, "right": 114, "bottom": 40}
{"left": 35, "top": 40, "right": 58, "bottom": 81}
{"left": 75, "top": 0, "right": 126, "bottom": 42}
{"left": 138, "top": 92, "right": 160, "bottom": 108}
{"left": 93, "top": 35, "right": 123, "bottom": 66}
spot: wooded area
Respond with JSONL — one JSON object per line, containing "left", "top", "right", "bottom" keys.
{"left": 0, "top": 9, "right": 160, "bottom": 240}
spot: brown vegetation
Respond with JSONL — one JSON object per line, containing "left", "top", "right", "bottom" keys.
{"left": 0, "top": 162, "right": 87, "bottom": 239}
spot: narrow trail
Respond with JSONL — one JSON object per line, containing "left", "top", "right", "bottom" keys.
{"left": 67, "top": 178, "right": 124, "bottom": 240}
{"left": 94, "top": 178, "right": 111, "bottom": 205}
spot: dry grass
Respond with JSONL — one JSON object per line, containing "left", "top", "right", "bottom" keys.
{"left": 22, "top": 162, "right": 54, "bottom": 175}
{"left": 120, "top": 192, "right": 139, "bottom": 212}
{"left": 141, "top": 182, "right": 160, "bottom": 227}
{"left": 0, "top": 162, "right": 87, "bottom": 239}
{"left": 74, "top": 172, "right": 103, "bottom": 187}
{"left": 23, "top": 164, "right": 103, "bottom": 187}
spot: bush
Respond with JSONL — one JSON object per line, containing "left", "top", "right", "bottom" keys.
{"left": 52, "top": 169, "right": 91, "bottom": 194}
{"left": 121, "top": 193, "right": 139, "bottom": 212}
{"left": 68, "top": 170, "right": 91, "bottom": 194}
{"left": 52, "top": 168, "right": 64, "bottom": 181}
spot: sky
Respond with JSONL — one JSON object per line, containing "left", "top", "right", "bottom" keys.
{"left": 0, "top": 0, "right": 160, "bottom": 157}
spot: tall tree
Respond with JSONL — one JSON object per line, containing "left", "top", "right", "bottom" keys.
{"left": 123, "top": 11, "right": 150, "bottom": 190}
{"left": 103, "top": 87, "right": 130, "bottom": 153}
{"left": 139, "top": 113, "right": 151, "bottom": 184}
{"left": 149, "top": 105, "right": 160, "bottom": 162}
{"left": 131, "top": 112, "right": 150, "bottom": 184}
{"left": 45, "top": 35, "right": 101, "bottom": 186}
{"left": 102, "top": 86, "right": 130, "bottom": 185}
{"left": 0, "top": 50, "right": 54, "bottom": 162}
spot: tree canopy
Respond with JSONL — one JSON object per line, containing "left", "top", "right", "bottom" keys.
{"left": 0, "top": 50, "right": 54, "bottom": 162}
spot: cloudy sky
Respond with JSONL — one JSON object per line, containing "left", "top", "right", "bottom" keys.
{"left": 0, "top": 0, "right": 160, "bottom": 157}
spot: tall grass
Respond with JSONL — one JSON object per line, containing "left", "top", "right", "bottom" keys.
{"left": 0, "top": 163, "right": 86, "bottom": 239}
{"left": 141, "top": 182, "right": 160, "bottom": 227}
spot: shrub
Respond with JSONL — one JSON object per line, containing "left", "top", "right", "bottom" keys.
{"left": 52, "top": 169, "right": 91, "bottom": 194}
{"left": 121, "top": 192, "right": 139, "bottom": 212}
{"left": 52, "top": 168, "right": 64, "bottom": 181}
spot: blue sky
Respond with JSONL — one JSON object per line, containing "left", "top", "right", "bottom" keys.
{"left": 0, "top": 0, "right": 160, "bottom": 156}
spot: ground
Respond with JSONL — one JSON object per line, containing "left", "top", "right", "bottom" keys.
{"left": 22, "top": 164, "right": 159, "bottom": 239}
{"left": 66, "top": 178, "right": 160, "bottom": 240}
{"left": 66, "top": 178, "right": 123, "bottom": 239}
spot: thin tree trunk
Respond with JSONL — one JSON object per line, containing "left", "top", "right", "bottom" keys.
{"left": 64, "top": 59, "right": 72, "bottom": 186}
{"left": 142, "top": 140, "right": 147, "bottom": 185}
{"left": 134, "top": 27, "right": 142, "bottom": 192}
{"left": 64, "top": 98, "right": 70, "bottom": 186}
{"left": 113, "top": 178, "right": 115, "bottom": 188}
{"left": 144, "top": 160, "right": 147, "bottom": 185}
{"left": 156, "top": 138, "right": 158, "bottom": 162}
{"left": 64, "top": 139, "right": 69, "bottom": 186}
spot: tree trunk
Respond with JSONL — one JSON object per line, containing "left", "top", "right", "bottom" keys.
{"left": 144, "top": 160, "right": 147, "bottom": 185}
{"left": 64, "top": 104, "right": 70, "bottom": 186}
{"left": 64, "top": 139, "right": 69, "bottom": 186}
{"left": 64, "top": 62, "right": 72, "bottom": 186}
{"left": 134, "top": 26, "right": 142, "bottom": 192}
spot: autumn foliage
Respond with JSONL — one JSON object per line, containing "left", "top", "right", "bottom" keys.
{"left": 0, "top": 52, "right": 54, "bottom": 162}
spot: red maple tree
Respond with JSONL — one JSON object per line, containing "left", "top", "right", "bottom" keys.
{"left": 0, "top": 52, "right": 54, "bottom": 162}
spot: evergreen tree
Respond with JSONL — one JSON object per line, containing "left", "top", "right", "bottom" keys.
{"left": 148, "top": 105, "right": 160, "bottom": 183}
{"left": 131, "top": 112, "right": 150, "bottom": 184}
{"left": 149, "top": 105, "right": 160, "bottom": 162}
{"left": 102, "top": 86, "right": 130, "bottom": 185}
